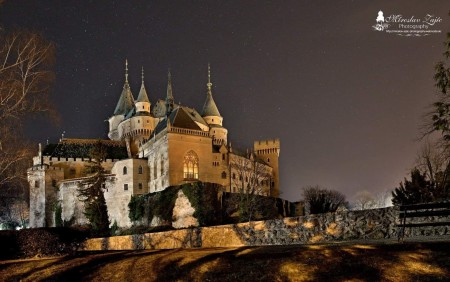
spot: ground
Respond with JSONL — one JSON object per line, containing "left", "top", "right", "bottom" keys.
{"left": 1, "top": 241, "right": 449, "bottom": 281}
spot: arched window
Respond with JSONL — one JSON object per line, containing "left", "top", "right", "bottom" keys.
{"left": 138, "top": 165, "right": 143, "bottom": 174}
{"left": 183, "top": 151, "right": 199, "bottom": 179}
{"left": 221, "top": 171, "right": 227, "bottom": 179}
{"left": 123, "top": 166, "right": 127, "bottom": 175}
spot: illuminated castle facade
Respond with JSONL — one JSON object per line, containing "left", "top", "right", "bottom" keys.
{"left": 28, "top": 62, "right": 280, "bottom": 228}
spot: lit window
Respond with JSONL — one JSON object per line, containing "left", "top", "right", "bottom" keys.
{"left": 183, "top": 150, "right": 199, "bottom": 179}
{"left": 123, "top": 166, "right": 127, "bottom": 175}
{"left": 124, "top": 184, "right": 128, "bottom": 191}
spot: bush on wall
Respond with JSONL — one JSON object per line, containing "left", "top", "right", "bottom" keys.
{"left": 128, "top": 182, "right": 222, "bottom": 227}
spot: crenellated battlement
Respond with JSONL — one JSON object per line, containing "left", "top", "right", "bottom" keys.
{"left": 254, "top": 139, "right": 280, "bottom": 155}
{"left": 33, "top": 155, "right": 120, "bottom": 166}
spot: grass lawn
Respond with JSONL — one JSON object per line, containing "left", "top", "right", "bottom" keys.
{"left": 0, "top": 241, "right": 449, "bottom": 281}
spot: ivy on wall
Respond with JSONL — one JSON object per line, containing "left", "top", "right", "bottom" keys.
{"left": 128, "top": 182, "right": 221, "bottom": 226}
{"left": 128, "top": 182, "right": 293, "bottom": 227}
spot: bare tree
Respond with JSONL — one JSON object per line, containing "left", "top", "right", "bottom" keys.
{"left": 352, "top": 190, "right": 376, "bottom": 210}
{"left": 228, "top": 153, "right": 272, "bottom": 222}
{"left": 0, "top": 30, "right": 55, "bottom": 190}
{"left": 0, "top": 30, "right": 55, "bottom": 121}
{"left": 302, "top": 185, "right": 347, "bottom": 214}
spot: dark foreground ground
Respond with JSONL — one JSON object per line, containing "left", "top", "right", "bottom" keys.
{"left": 0, "top": 240, "right": 450, "bottom": 281}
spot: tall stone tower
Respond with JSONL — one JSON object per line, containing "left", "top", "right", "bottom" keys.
{"left": 254, "top": 139, "right": 280, "bottom": 197}
{"left": 28, "top": 145, "right": 64, "bottom": 227}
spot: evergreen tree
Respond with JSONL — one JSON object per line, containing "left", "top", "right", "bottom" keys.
{"left": 392, "top": 169, "right": 435, "bottom": 206}
{"left": 78, "top": 140, "right": 110, "bottom": 235}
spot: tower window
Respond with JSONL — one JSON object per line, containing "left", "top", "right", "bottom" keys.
{"left": 222, "top": 154, "right": 225, "bottom": 160}
{"left": 138, "top": 165, "right": 143, "bottom": 174}
{"left": 221, "top": 171, "right": 227, "bottom": 179}
{"left": 123, "top": 166, "right": 127, "bottom": 175}
{"left": 124, "top": 184, "right": 128, "bottom": 191}
{"left": 138, "top": 183, "right": 143, "bottom": 190}
{"left": 183, "top": 150, "right": 199, "bottom": 179}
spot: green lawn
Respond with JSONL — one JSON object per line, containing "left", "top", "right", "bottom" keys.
{"left": 1, "top": 241, "right": 449, "bottom": 281}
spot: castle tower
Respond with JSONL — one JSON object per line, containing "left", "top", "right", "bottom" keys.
{"left": 201, "top": 64, "right": 228, "bottom": 145}
{"left": 130, "top": 67, "right": 157, "bottom": 156}
{"left": 108, "top": 60, "right": 135, "bottom": 141}
{"left": 28, "top": 163, "right": 64, "bottom": 227}
{"left": 135, "top": 67, "right": 151, "bottom": 113}
{"left": 254, "top": 139, "right": 280, "bottom": 197}
{"left": 165, "top": 70, "right": 175, "bottom": 116}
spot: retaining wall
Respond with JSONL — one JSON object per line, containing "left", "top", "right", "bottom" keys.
{"left": 82, "top": 207, "right": 450, "bottom": 251}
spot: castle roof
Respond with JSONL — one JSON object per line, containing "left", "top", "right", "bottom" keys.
{"left": 201, "top": 64, "right": 221, "bottom": 117}
{"left": 201, "top": 92, "right": 221, "bottom": 117}
{"left": 43, "top": 138, "right": 128, "bottom": 159}
{"left": 153, "top": 106, "right": 206, "bottom": 135}
{"left": 136, "top": 67, "right": 150, "bottom": 103}
{"left": 114, "top": 61, "right": 135, "bottom": 115}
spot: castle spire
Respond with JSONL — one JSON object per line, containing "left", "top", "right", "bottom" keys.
{"left": 136, "top": 66, "right": 150, "bottom": 103}
{"left": 165, "top": 69, "right": 174, "bottom": 115}
{"left": 113, "top": 59, "right": 135, "bottom": 115}
{"left": 201, "top": 64, "right": 221, "bottom": 117}
{"left": 207, "top": 63, "right": 212, "bottom": 92}
{"left": 125, "top": 59, "right": 129, "bottom": 84}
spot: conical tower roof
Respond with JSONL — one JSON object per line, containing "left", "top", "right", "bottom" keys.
{"left": 114, "top": 60, "right": 135, "bottom": 115}
{"left": 136, "top": 67, "right": 150, "bottom": 103}
{"left": 201, "top": 64, "right": 221, "bottom": 117}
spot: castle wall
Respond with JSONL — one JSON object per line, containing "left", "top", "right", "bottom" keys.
{"left": 145, "top": 132, "right": 170, "bottom": 193}
{"left": 167, "top": 132, "right": 213, "bottom": 186}
{"left": 59, "top": 180, "right": 88, "bottom": 226}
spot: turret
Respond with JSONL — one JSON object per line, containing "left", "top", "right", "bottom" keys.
{"left": 108, "top": 60, "right": 135, "bottom": 141}
{"left": 135, "top": 67, "right": 151, "bottom": 113}
{"left": 201, "top": 64, "right": 227, "bottom": 145}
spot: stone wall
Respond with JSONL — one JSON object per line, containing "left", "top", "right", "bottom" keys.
{"left": 82, "top": 207, "right": 450, "bottom": 251}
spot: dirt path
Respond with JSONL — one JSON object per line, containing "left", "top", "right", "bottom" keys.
{"left": 1, "top": 241, "right": 449, "bottom": 281}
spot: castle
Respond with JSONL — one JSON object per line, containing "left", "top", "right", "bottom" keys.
{"left": 28, "top": 62, "right": 280, "bottom": 228}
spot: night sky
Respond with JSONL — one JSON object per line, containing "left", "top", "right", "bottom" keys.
{"left": 1, "top": 1, "right": 449, "bottom": 202}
